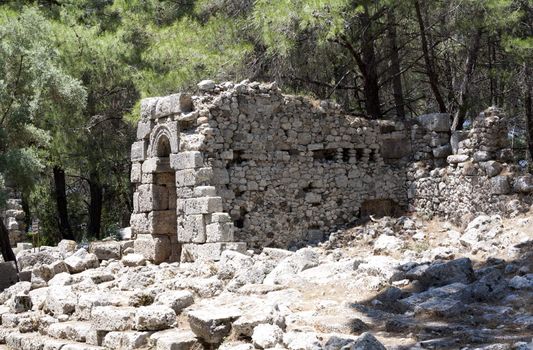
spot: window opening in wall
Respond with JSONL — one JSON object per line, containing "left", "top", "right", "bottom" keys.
{"left": 342, "top": 149, "right": 351, "bottom": 162}
{"left": 356, "top": 148, "right": 364, "bottom": 161}
{"left": 313, "top": 149, "right": 336, "bottom": 162}
{"left": 368, "top": 149, "right": 377, "bottom": 162}
{"left": 233, "top": 206, "right": 248, "bottom": 229}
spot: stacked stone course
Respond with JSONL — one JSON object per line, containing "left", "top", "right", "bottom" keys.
{"left": 0, "top": 189, "right": 26, "bottom": 247}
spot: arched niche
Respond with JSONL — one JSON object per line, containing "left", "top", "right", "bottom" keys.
{"left": 148, "top": 123, "right": 179, "bottom": 157}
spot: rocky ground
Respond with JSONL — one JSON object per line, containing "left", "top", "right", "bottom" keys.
{"left": 0, "top": 211, "right": 532, "bottom": 350}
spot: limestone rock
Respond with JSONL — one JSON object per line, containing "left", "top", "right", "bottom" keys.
{"left": 135, "top": 305, "right": 176, "bottom": 331}
{"left": 92, "top": 306, "right": 136, "bottom": 331}
{"left": 419, "top": 258, "right": 475, "bottom": 287}
{"left": 64, "top": 249, "right": 99, "bottom": 274}
{"left": 89, "top": 241, "right": 121, "bottom": 261}
{"left": 198, "top": 80, "right": 216, "bottom": 91}
{"left": 122, "top": 253, "right": 146, "bottom": 267}
{"left": 252, "top": 323, "right": 283, "bottom": 349}
{"left": 187, "top": 307, "right": 241, "bottom": 344}
{"left": 154, "top": 290, "right": 194, "bottom": 313}
{"left": 345, "top": 332, "right": 386, "bottom": 350}
{"left": 45, "top": 286, "right": 77, "bottom": 316}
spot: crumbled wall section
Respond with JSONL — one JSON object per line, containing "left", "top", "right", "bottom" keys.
{"left": 408, "top": 107, "right": 532, "bottom": 223}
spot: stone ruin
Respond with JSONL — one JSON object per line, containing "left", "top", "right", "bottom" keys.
{"left": 129, "top": 80, "right": 532, "bottom": 264}
{"left": 0, "top": 189, "right": 26, "bottom": 247}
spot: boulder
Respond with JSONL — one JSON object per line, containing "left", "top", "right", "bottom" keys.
{"left": 373, "top": 234, "right": 404, "bottom": 253}
{"left": 64, "top": 249, "right": 99, "bottom": 274}
{"left": 513, "top": 175, "right": 533, "bottom": 193}
{"left": 252, "top": 324, "right": 283, "bottom": 349}
{"left": 263, "top": 248, "right": 319, "bottom": 285}
{"left": 102, "top": 331, "right": 151, "bottom": 350}
{"left": 283, "top": 331, "right": 322, "bottom": 350}
{"left": 481, "top": 160, "right": 502, "bottom": 177}
{"left": 509, "top": 274, "right": 533, "bottom": 290}
{"left": 198, "top": 80, "right": 216, "bottom": 91}
{"left": 135, "top": 305, "right": 176, "bottom": 331}
{"left": 187, "top": 307, "right": 241, "bottom": 344}
{"left": 419, "top": 258, "right": 475, "bottom": 287}
{"left": 490, "top": 176, "right": 511, "bottom": 195}
{"left": 57, "top": 240, "right": 78, "bottom": 257}
{"left": 447, "top": 154, "right": 469, "bottom": 164}
{"left": 16, "top": 249, "right": 63, "bottom": 271}
{"left": 469, "top": 267, "right": 508, "bottom": 301}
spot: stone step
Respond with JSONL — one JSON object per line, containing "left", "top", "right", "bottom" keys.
{"left": 45, "top": 321, "right": 93, "bottom": 343}
{"left": 4, "top": 331, "right": 104, "bottom": 350}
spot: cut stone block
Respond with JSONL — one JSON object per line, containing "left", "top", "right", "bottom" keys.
{"left": 130, "top": 213, "right": 150, "bottom": 234}
{"left": 134, "top": 234, "right": 171, "bottom": 264}
{"left": 193, "top": 186, "right": 217, "bottom": 197}
{"left": 92, "top": 306, "right": 136, "bottom": 331}
{"left": 175, "top": 168, "right": 213, "bottom": 188}
{"left": 149, "top": 210, "right": 177, "bottom": 234}
{"left": 154, "top": 291, "right": 194, "bottom": 314}
{"left": 170, "top": 152, "right": 203, "bottom": 170}
{"left": 135, "top": 305, "right": 176, "bottom": 331}
{"left": 183, "top": 197, "right": 223, "bottom": 215}
{"left": 103, "top": 331, "right": 151, "bottom": 350}
{"left": 210, "top": 213, "right": 232, "bottom": 223}
{"left": 137, "top": 120, "right": 153, "bottom": 140}
{"left": 154, "top": 94, "right": 193, "bottom": 119}
{"left": 131, "top": 141, "right": 147, "bottom": 162}
{"left": 149, "top": 329, "right": 198, "bottom": 350}
{"left": 206, "top": 222, "right": 234, "bottom": 242}
{"left": 131, "top": 163, "right": 142, "bottom": 183}
{"left": 142, "top": 157, "right": 172, "bottom": 174}
{"left": 178, "top": 214, "right": 205, "bottom": 243}
{"left": 89, "top": 241, "right": 121, "bottom": 261}
{"left": 141, "top": 97, "right": 159, "bottom": 119}
{"left": 137, "top": 184, "right": 170, "bottom": 212}
{"left": 187, "top": 307, "right": 241, "bottom": 344}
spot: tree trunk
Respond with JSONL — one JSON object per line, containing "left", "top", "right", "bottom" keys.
{"left": 452, "top": 29, "right": 483, "bottom": 131}
{"left": 0, "top": 218, "right": 17, "bottom": 268}
{"left": 53, "top": 166, "right": 75, "bottom": 241}
{"left": 359, "top": 5, "right": 382, "bottom": 119}
{"left": 387, "top": 9, "right": 405, "bottom": 119}
{"left": 414, "top": 0, "right": 447, "bottom": 113}
{"left": 88, "top": 172, "right": 103, "bottom": 240}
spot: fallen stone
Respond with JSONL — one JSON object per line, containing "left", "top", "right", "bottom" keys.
{"left": 135, "top": 305, "right": 176, "bottom": 331}
{"left": 44, "top": 286, "right": 77, "bottom": 316}
{"left": 419, "top": 258, "right": 475, "bottom": 287}
{"left": 150, "top": 329, "right": 199, "bottom": 350}
{"left": 122, "top": 253, "right": 146, "bottom": 267}
{"left": 102, "top": 331, "right": 151, "bottom": 350}
{"left": 92, "top": 306, "right": 136, "bottom": 331}
{"left": 187, "top": 307, "right": 241, "bottom": 344}
{"left": 89, "top": 241, "right": 121, "bottom": 261}
{"left": 252, "top": 323, "right": 283, "bottom": 349}
{"left": 64, "top": 249, "right": 99, "bottom": 274}
{"left": 154, "top": 290, "right": 194, "bottom": 314}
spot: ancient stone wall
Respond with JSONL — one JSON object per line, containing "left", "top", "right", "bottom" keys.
{"left": 130, "top": 82, "right": 532, "bottom": 263}
{"left": 130, "top": 81, "right": 410, "bottom": 261}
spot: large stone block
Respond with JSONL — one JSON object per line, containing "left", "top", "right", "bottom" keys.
{"left": 137, "top": 120, "right": 153, "bottom": 141}
{"left": 134, "top": 234, "right": 171, "bottom": 264}
{"left": 131, "top": 141, "right": 147, "bottom": 162}
{"left": 154, "top": 94, "right": 193, "bottom": 119}
{"left": 142, "top": 157, "right": 172, "bottom": 174}
{"left": 175, "top": 168, "right": 213, "bottom": 187}
{"left": 131, "top": 213, "right": 150, "bottom": 234}
{"left": 131, "top": 163, "right": 142, "bottom": 183}
{"left": 170, "top": 152, "right": 203, "bottom": 170}
{"left": 381, "top": 138, "right": 411, "bottom": 159}
{"left": 89, "top": 241, "right": 121, "bottom": 261}
{"left": 184, "top": 197, "right": 223, "bottom": 214}
{"left": 187, "top": 307, "right": 241, "bottom": 344}
{"left": 0, "top": 262, "right": 18, "bottom": 292}
{"left": 178, "top": 214, "right": 206, "bottom": 243}
{"left": 137, "top": 184, "right": 170, "bottom": 212}
{"left": 417, "top": 113, "right": 451, "bottom": 132}
{"left": 92, "top": 306, "right": 136, "bottom": 331}
{"left": 206, "top": 222, "right": 234, "bottom": 242}
{"left": 149, "top": 210, "right": 177, "bottom": 234}
{"left": 140, "top": 97, "right": 159, "bottom": 119}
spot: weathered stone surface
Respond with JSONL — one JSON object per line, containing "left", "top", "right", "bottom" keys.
{"left": 187, "top": 307, "right": 241, "bottom": 344}
{"left": 89, "top": 241, "right": 121, "bottom": 261}
{"left": 134, "top": 234, "right": 171, "bottom": 264}
{"left": 154, "top": 291, "right": 194, "bottom": 313}
{"left": 198, "top": 80, "right": 216, "bottom": 91}
{"left": 345, "top": 332, "right": 386, "bottom": 350}
{"left": 122, "top": 254, "right": 147, "bottom": 267}
{"left": 154, "top": 94, "right": 193, "bottom": 119}
{"left": 64, "top": 249, "right": 99, "bottom": 274}
{"left": 447, "top": 154, "right": 469, "bottom": 164}
{"left": 252, "top": 324, "right": 283, "bottom": 349}
{"left": 150, "top": 329, "right": 198, "bottom": 350}
{"left": 45, "top": 286, "right": 77, "bottom": 316}
{"left": 92, "top": 306, "right": 136, "bottom": 331}
{"left": 513, "top": 175, "right": 533, "bottom": 193}
{"left": 490, "top": 175, "right": 511, "bottom": 195}
{"left": 102, "top": 331, "right": 151, "bottom": 350}
{"left": 135, "top": 305, "right": 176, "bottom": 331}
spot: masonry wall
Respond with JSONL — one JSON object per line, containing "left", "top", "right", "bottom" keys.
{"left": 0, "top": 189, "right": 26, "bottom": 247}
{"left": 129, "top": 81, "right": 532, "bottom": 263}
